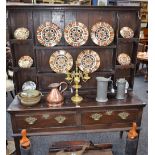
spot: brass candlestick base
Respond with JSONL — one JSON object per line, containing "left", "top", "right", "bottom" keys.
{"left": 71, "top": 95, "right": 83, "bottom": 105}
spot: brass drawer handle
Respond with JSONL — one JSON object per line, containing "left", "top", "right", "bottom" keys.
{"left": 105, "top": 110, "right": 113, "bottom": 115}
{"left": 54, "top": 115, "right": 66, "bottom": 124}
{"left": 91, "top": 113, "right": 102, "bottom": 121}
{"left": 118, "top": 112, "right": 129, "bottom": 120}
{"left": 42, "top": 114, "right": 50, "bottom": 119}
{"left": 25, "top": 116, "right": 37, "bottom": 125}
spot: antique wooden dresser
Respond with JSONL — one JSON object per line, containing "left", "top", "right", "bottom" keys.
{"left": 7, "top": 3, "right": 146, "bottom": 155}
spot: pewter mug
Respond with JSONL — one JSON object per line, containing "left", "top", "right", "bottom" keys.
{"left": 116, "top": 78, "right": 127, "bottom": 99}
{"left": 96, "top": 77, "right": 112, "bottom": 102}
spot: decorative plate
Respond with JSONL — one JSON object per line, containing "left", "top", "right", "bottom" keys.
{"left": 120, "top": 27, "right": 134, "bottom": 39}
{"left": 14, "top": 27, "right": 29, "bottom": 40}
{"left": 18, "top": 56, "right": 33, "bottom": 68}
{"left": 22, "top": 81, "right": 36, "bottom": 91}
{"left": 64, "top": 21, "right": 89, "bottom": 47}
{"left": 37, "top": 21, "right": 62, "bottom": 47}
{"left": 77, "top": 50, "right": 100, "bottom": 73}
{"left": 49, "top": 50, "right": 73, "bottom": 73}
{"left": 91, "top": 22, "right": 114, "bottom": 46}
{"left": 117, "top": 53, "right": 131, "bottom": 65}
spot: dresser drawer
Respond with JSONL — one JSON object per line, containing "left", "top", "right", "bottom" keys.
{"left": 81, "top": 109, "right": 139, "bottom": 125}
{"left": 15, "top": 111, "right": 77, "bottom": 129}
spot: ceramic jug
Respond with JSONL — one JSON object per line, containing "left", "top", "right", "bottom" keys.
{"left": 96, "top": 77, "right": 112, "bottom": 102}
{"left": 116, "top": 78, "right": 127, "bottom": 99}
{"left": 47, "top": 82, "right": 68, "bottom": 107}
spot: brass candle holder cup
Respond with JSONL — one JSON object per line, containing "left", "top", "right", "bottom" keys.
{"left": 65, "top": 62, "right": 90, "bottom": 107}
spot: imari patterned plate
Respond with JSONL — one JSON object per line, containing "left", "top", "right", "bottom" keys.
{"left": 64, "top": 21, "right": 89, "bottom": 47}
{"left": 14, "top": 27, "right": 29, "bottom": 40}
{"left": 120, "top": 27, "right": 134, "bottom": 39}
{"left": 77, "top": 50, "right": 100, "bottom": 73}
{"left": 18, "top": 56, "right": 33, "bottom": 68}
{"left": 37, "top": 21, "right": 62, "bottom": 47}
{"left": 91, "top": 22, "right": 114, "bottom": 46}
{"left": 49, "top": 50, "right": 73, "bottom": 73}
{"left": 117, "top": 53, "right": 131, "bottom": 65}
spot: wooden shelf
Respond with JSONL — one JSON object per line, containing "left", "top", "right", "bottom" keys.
{"left": 10, "top": 39, "right": 33, "bottom": 44}
{"left": 13, "top": 67, "right": 36, "bottom": 72}
{"left": 117, "top": 38, "right": 139, "bottom": 43}
{"left": 36, "top": 69, "right": 115, "bottom": 75}
{"left": 116, "top": 64, "right": 135, "bottom": 69}
{"left": 34, "top": 45, "right": 117, "bottom": 50}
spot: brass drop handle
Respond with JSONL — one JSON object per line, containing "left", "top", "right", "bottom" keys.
{"left": 91, "top": 113, "right": 102, "bottom": 121}
{"left": 55, "top": 115, "right": 66, "bottom": 124}
{"left": 118, "top": 112, "right": 129, "bottom": 120}
{"left": 105, "top": 110, "right": 113, "bottom": 115}
{"left": 25, "top": 116, "right": 37, "bottom": 125}
{"left": 42, "top": 114, "right": 50, "bottom": 119}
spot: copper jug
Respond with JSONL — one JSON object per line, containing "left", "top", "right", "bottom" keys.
{"left": 47, "top": 82, "right": 68, "bottom": 107}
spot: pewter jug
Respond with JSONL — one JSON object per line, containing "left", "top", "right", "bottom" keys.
{"left": 47, "top": 82, "right": 68, "bottom": 107}
{"left": 116, "top": 78, "right": 127, "bottom": 99}
{"left": 96, "top": 77, "right": 112, "bottom": 102}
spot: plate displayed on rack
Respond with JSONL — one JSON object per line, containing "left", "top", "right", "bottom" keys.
{"left": 22, "top": 81, "right": 36, "bottom": 91}
{"left": 117, "top": 53, "right": 131, "bottom": 65}
{"left": 14, "top": 27, "right": 29, "bottom": 40}
{"left": 49, "top": 50, "right": 73, "bottom": 73}
{"left": 37, "top": 21, "right": 62, "bottom": 47}
{"left": 91, "top": 22, "right": 114, "bottom": 46}
{"left": 64, "top": 21, "right": 89, "bottom": 47}
{"left": 77, "top": 50, "right": 100, "bottom": 73}
{"left": 18, "top": 56, "right": 33, "bottom": 68}
{"left": 120, "top": 27, "right": 134, "bottom": 39}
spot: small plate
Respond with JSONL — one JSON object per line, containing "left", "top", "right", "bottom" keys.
{"left": 18, "top": 56, "right": 33, "bottom": 68}
{"left": 77, "top": 50, "right": 100, "bottom": 73}
{"left": 117, "top": 53, "right": 131, "bottom": 65}
{"left": 120, "top": 27, "right": 134, "bottom": 39}
{"left": 14, "top": 27, "right": 29, "bottom": 40}
{"left": 37, "top": 21, "right": 62, "bottom": 47}
{"left": 49, "top": 50, "right": 73, "bottom": 73}
{"left": 91, "top": 22, "right": 114, "bottom": 46}
{"left": 22, "top": 81, "right": 36, "bottom": 91}
{"left": 64, "top": 21, "right": 89, "bottom": 47}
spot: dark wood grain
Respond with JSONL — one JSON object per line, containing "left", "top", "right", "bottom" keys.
{"left": 7, "top": 5, "right": 143, "bottom": 155}
{"left": 7, "top": 5, "right": 141, "bottom": 93}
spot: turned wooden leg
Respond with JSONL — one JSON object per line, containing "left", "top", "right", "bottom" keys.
{"left": 125, "top": 130, "right": 140, "bottom": 155}
{"left": 14, "top": 137, "right": 21, "bottom": 155}
{"left": 120, "top": 131, "right": 123, "bottom": 139}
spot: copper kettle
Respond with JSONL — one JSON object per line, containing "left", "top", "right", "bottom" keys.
{"left": 46, "top": 82, "right": 68, "bottom": 107}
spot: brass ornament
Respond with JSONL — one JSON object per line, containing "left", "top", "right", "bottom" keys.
{"left": 118, "top": 112, "right": 129, "bottom": 120}
{"left": 25, "top": 116, "right": 37, "bottom": 125}
{"left": 105, "top": 110, "right": 113, "bottom": 115}
{"left": 54, "top": 115, "right": 66, "bottom": 124}
{"left": 42, "top": 114, "right": 50, "bottom": 119}
{"left": 90, "top": 113, "right": 103, "bottom": 121}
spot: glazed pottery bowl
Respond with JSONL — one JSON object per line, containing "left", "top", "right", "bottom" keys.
{"left": 18, "top": 90, "right": 42, "bottom": 106}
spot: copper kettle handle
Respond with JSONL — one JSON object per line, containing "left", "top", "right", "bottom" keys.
{"left": 59, "top": 82, "right": 68, "bottom": 93}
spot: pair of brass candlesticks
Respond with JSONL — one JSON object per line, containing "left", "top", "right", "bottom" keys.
{"left": 65, "top": 61, "right": 90, "bottom": 106}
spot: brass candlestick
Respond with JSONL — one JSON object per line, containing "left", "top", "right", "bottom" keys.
{"left": 65, "top": 62, "right": 90, "bottom": 107}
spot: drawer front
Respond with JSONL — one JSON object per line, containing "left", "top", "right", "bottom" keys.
{"left": 81, "top": 109, "right": 139, "bottom": 125}
{"left": 15, "top": 111, "right": 77, "bottom": 129}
